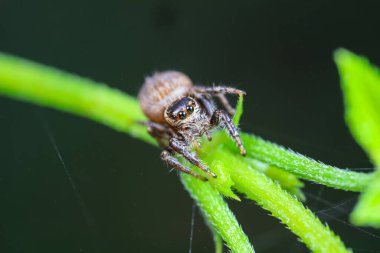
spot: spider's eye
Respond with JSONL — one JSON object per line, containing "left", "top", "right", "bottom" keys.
{"left": 186, "top": 106, "right": 194, "bottom": 113}
{"left": 178, "top": 111, "right": 187, "bottom": 120}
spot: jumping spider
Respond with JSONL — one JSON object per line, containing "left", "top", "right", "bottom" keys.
{"left": 138, "top": 71, "right": 246, "bottom": 181}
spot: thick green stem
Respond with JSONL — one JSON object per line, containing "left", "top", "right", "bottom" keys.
{"left": 204, "top": 148, "right": 351, "bottom": 253}
{"left": 0, "top": 52, "right": 254, "bottom": 252}
{"left": 244, "top": 157, "right": 305, "bottom": 201}
{"left": 181, "top": 174, "right": 254, "bottom": 253}
{"left": 0, "top": 52, "right": 371, "bottom": 193}
{"left": 222, "top": 132, "right": 373, "bottom": 191}
{"left": 0, "top": 53, "right": 153, "bottom": 144}
{"left": 0, "top": 52, "right": 363, "bottom": 253}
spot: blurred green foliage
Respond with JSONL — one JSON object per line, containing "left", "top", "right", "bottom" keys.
{"left": 335, "top": 49, "right": 380, "bottom": 227}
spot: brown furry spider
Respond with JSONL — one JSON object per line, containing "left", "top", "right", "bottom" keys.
{"left": 138, "top": 71, "right": 246, "bottom": 181}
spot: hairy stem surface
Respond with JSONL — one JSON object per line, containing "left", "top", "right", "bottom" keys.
{"left": 0, "top": 52, "right": 253, "bottom": 252}
{"left": 239, "top": 133, "right": 372, "bottom": 191}
{"left": 202, "top": 147, "right": 351, "bottom": 253}
{"left": 0, "top": 52, "right": 364, "bottom": 253}
{"left": 181, "top": 174, "right": 254, "bottom": 253}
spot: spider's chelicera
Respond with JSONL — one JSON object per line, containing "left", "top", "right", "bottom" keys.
{"left": 138, "top": 71, "right": 246, "bottom": 180}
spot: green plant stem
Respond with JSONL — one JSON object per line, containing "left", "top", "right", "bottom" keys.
{"left": 0, "top": 53, "right": 153, "bottom": 144}
{"left": 181, "top": 174, "right": 254, "bottom": 253}
{"left": 0, "top": 52, "right": 372, "bottom": 193}
{"left": 0, "top": 52, "right": 254, "bottom": 252}
{"left": 205, "top": 221, "right": 223, "bottom": 253}
{"left": 0, "top": 52, "right": 364, "bottom": 252}
{"left": 203, "top": 147, "right": 351, "bottom": 253}
{"left": 223, "top": 133, "right": 373, "bottom": 191}
{"left": 213, "top": 232, "right": 223, "bottom": 253}
{"left": 244, "top": 157, "right": 305, "bottom": 201}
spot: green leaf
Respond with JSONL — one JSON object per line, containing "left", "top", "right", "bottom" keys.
{"left": 207, "top": 159, "right": 241, "bottom": 200}
{"left": 335, "top": 48, "right": 380, "bottom": 165}
{"left": 233, "top": 94, "right": 244, "bottom": 126}
{"left": 184, "top": 156, "right": 240, "bottom": 200}
{"left": 351, "top": 170, "right": 380, "bottom": 227}
{"left": 335, "top": 48, "right": 380, "bottom": 227}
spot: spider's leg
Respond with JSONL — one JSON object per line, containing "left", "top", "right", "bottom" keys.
{"left": 211, "top": 110, "right": 246, "bottom": 156}
{"left": 161, "top": 148, "right": 207, "bottom": 181}
{"left": 193, "top": 85, "right": 245, "bottom": 116}
{"left": 192, "top": 85, "right": 246, "bottom": 96}
{"left": 205, "top": 131, "right": 213, "bottom": 141}
{"left": 145, "top": 121, "right": 172, "bottom": 147}
{"left": 216, "top": 93, "right": 236, "bottom": 116}
{"left": 194, "top": 95, "right": 214, "bottom": 117}
{"left": 169, "top": 138, "right": 217, "bottom": 178}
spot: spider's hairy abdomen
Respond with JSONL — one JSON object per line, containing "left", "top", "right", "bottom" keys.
{"left": 138, "top": 71, "right": 193, "bottom": 123}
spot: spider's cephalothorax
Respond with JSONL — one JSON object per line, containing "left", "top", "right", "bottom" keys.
{"left": 164, "top": 96, "right": 210, "bottom": 143}
{"left": 138, "top": 71, "right": 246, "bottom": 180}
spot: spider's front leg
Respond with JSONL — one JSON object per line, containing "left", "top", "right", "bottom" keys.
{"left": 143, "top": 121, "right": 172, "bottom": 147}
{"left": 161, "top": 148, "right": 208, "bottom": 181}
{"left": 168, "top": 138, "right": 217, "bottom": 178}
{"left": 144, "top": 123, "right": 208, "bottom": 180}
{"left": 211, "top": 110, "right": 246, "bottom": 156}
{"left": 216, "top": 93, "right": 236, "bottom": 116}
{"left": 192, "top": 85, "right": 246, "bottom": 116}
{"left": 193, "top": 85, "right": 246, "bottom": 96}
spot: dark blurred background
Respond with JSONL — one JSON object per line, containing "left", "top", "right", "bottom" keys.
{"left": 1, "top": 0, "right": 380, "bottom": 252}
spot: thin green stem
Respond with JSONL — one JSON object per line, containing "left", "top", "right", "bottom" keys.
{"left": 213, "top": 232, "right": 223, "bottom": 253}
{"left": 201, "top": 206, "right": 224, "bottom": 253}
{"left": 181, "top": 174, "right": 254, "bottom": 253}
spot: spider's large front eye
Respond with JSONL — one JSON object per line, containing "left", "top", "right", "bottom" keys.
{"left": 186, "top": 105, "right": 194, "bottom": 113}
{"left": 178, "top": 111, "right": 187, "bottom": 120}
